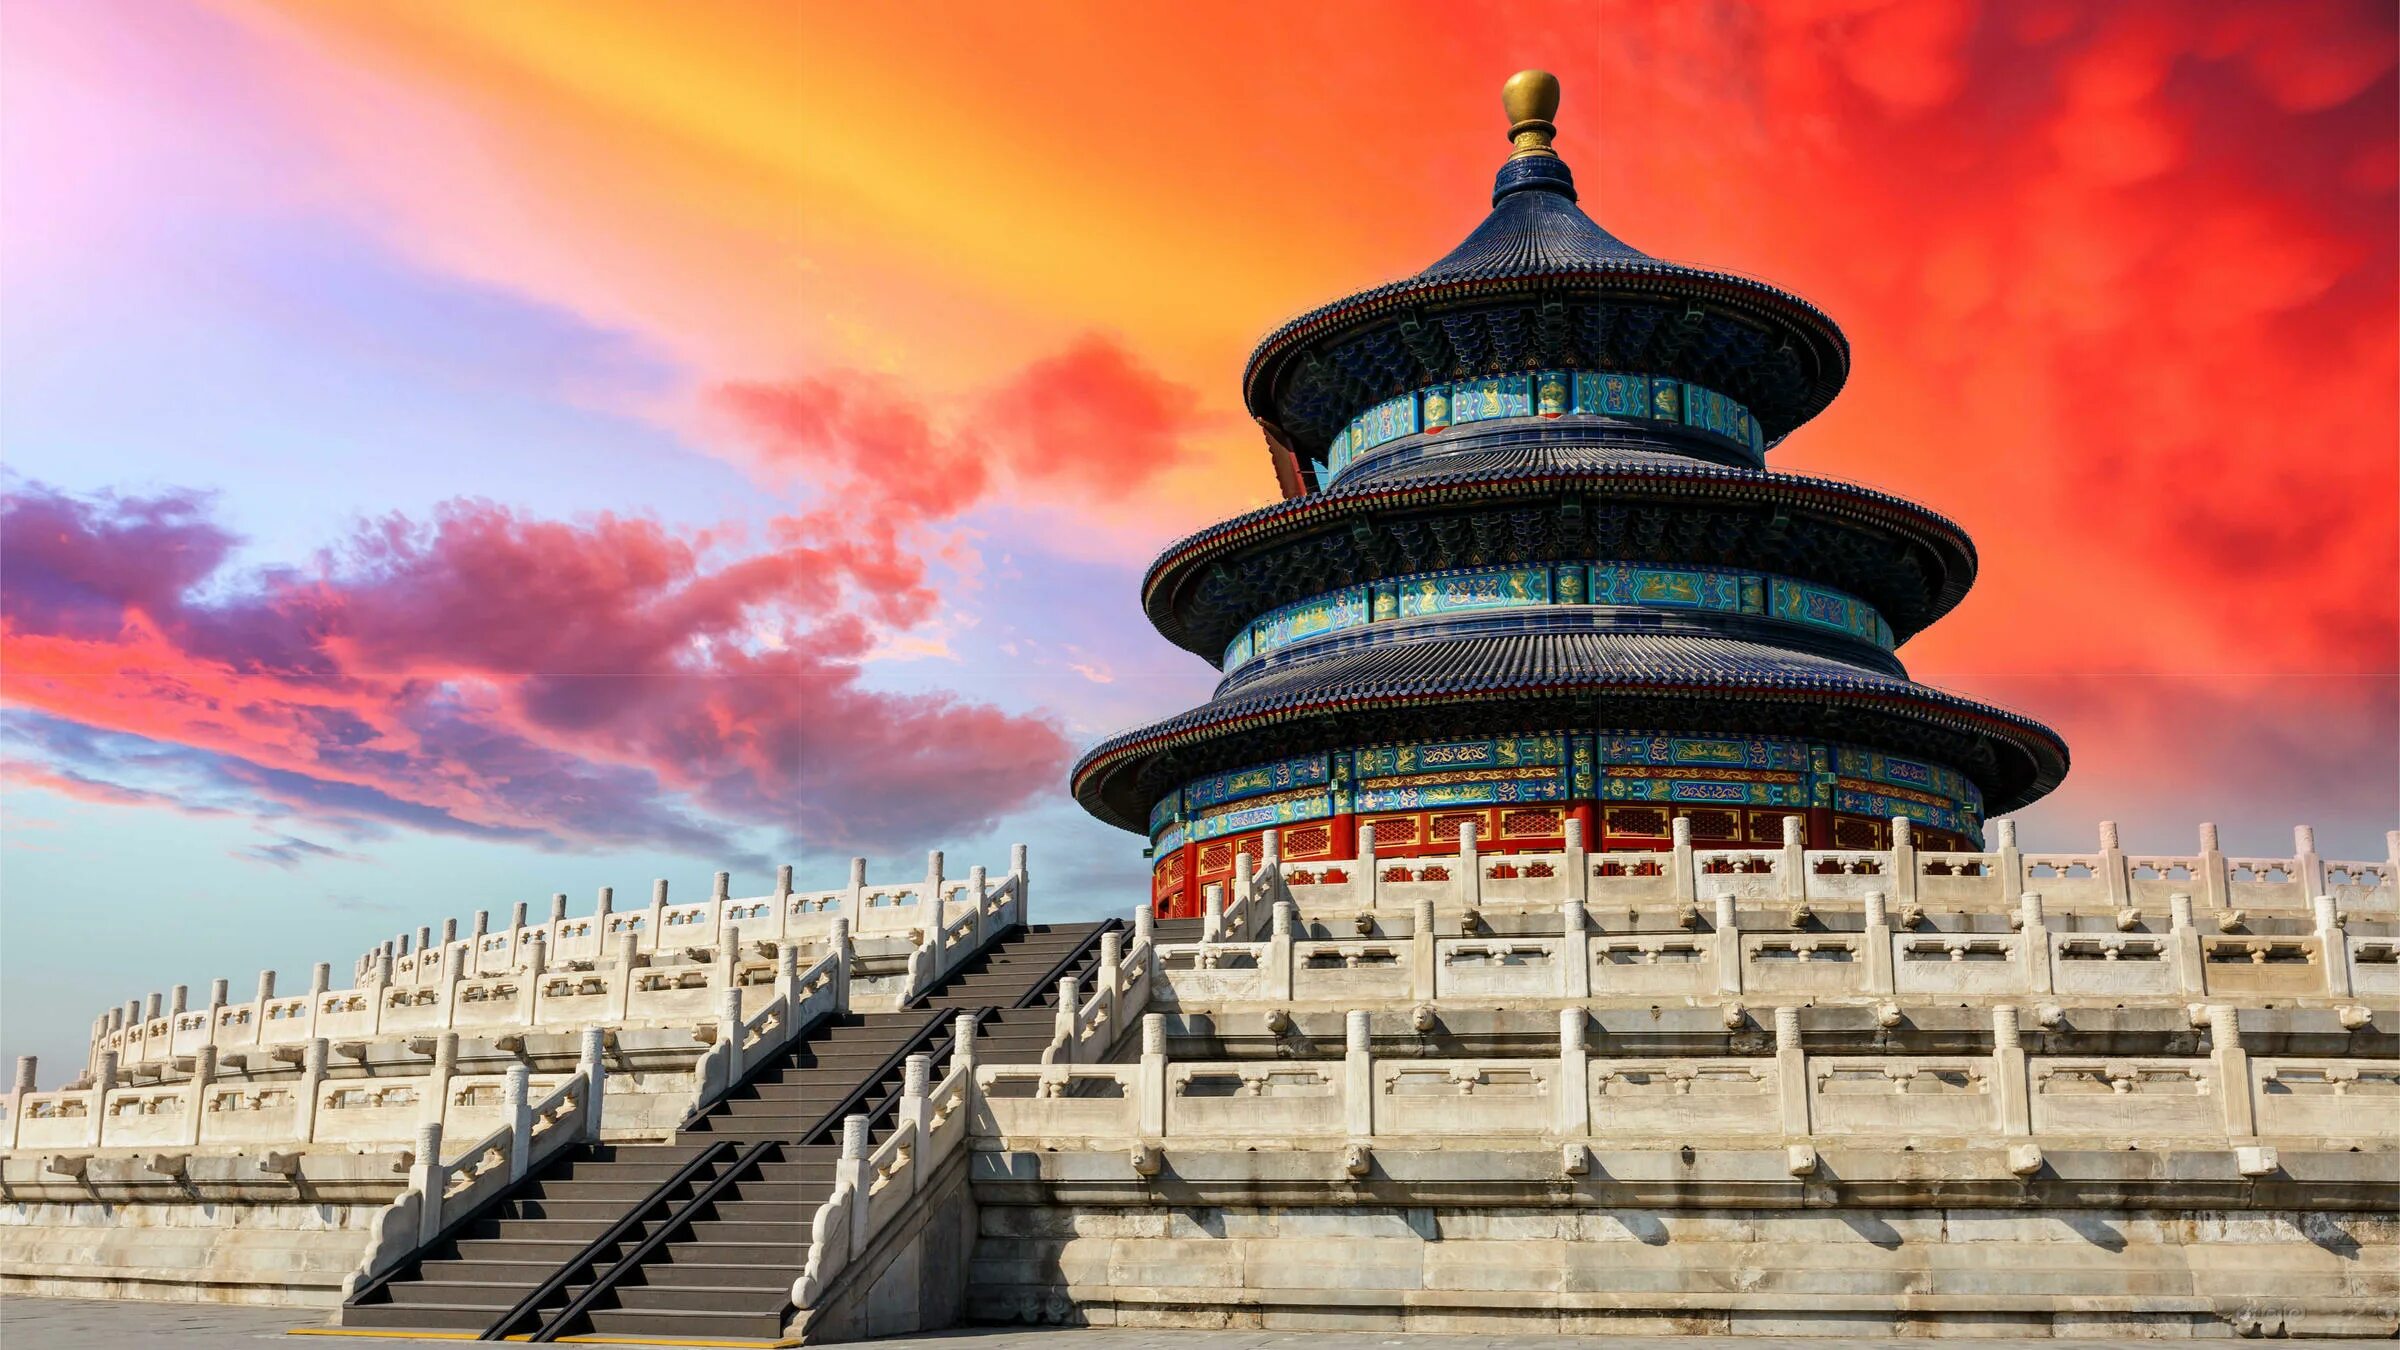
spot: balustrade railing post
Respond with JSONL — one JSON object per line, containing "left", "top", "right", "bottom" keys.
{"left": 1137, "top": 1015, "right": 1166, "bottom": 1137}
{"left": 840, "top": 1115, "right": 873, "bottom": 1259}
{"left": 2166, "top": 893, "right": 2202, "bottom": 996}
{"left": 548, "top": 893, "right": 568, "bottom": 951}
{"left": 776, "top": 940, "right": 801, "bottom": 1009}
{"left": 1360, "top": 825, "right": 1381, "bottom": 911}
{"left": 1232, "top": 852, "right": 1255, "bottom": 941}
{"left": 1994, "top": 819, "right": 2025, "bottom": 904}
{"left": 296, "top": 1038, "right": 329, "bottom": 1145}
{"left": 717, "top": 988, "right": 745, "bottom": 1083}
{"left": 901, "top": 1053, "right": 933, "bottom": 1173}
{"left": 1557, "top": 1008, "right": 1589, "bottom": 1137}
{"left": 1267, "top": 901, "right": 1295, "bottom": 1003}
{"left": 183, "top": 1044, "right": 215, "bottom": 1147}
{"left": 519, "top": 935, "right": 545, "bottom": 1028}
{"left": 773, "top": 865, "right": 795, "bottom": 941}
{"left": 846, "top": 857, "right": 868, "bottom": 925}
{"left": 91, "top": 1050, "right": 118, "bottom": 1150}
{"left": 2197, "top": 823, "right": 2230, "bottom": 909}
{"left": 2209, "top": 1006, "right": 2255, "bottom": 1139}
{"left": 1773, "top": 1008, "right": 1809, "bottom": 1138}
{"left": 1097, "top": 930, "right": 1125, "bottom": 1049}
{"left": 830, "top": 918, "right": 853, "bottom": 1009}
{"left": 1459, "top": 820, "right": 1482, "bottom": 910}
{"left": 609, "top": 933, "right": 640, "bottom": 1023}
{"left": 969, "top": 865, "right": 990, "bottom": 951}
{"left": 1714, "top": 895, "right": 1743, "bottom": 996}
{"left": 2021, "top": 892, "right": 2054, "bottom": 995}
{"left": 1565, "top": 816, "right": 1591, "bottom": 908}
{"left": 1201, "top": 883, "right": 1225, "bottom": 944}
{"left": 924, "top": 849, "right": 946, "bottom": 926}
{"left": 1780, "top": 815, "right": 1807, "bottom": 906}
{"left": 646, "top": 880, "right": 669, "bottom": 956}
{"left": 1051, "top": 977, "right": 1078, "bottom": 1055}
{"left": 1560, "top": 886, "right": 1591, "bottom": 998}
{"left": 504, "top": 1062, "right": 534, "bottom": 1182}
{"left": 1861, "top": 891, "right": 1895, "bottom": 995}
{"left": 2294, "top": 825, "right": 2325, "bottom": 899}
{"left": 306, "top": 963, "right": 331, "bottom": 1042}
{"left": 1410, "top": 897, "right": 1438, "bottom": 1002}
{"left": 6, "top": 1056, "right": 34, "bottom": 1150}
{"left": 250, "top": 972, "right": 274, "bottom": 1049}
{"left": 1012, "top": 842, "right": 1031, "bottom": 922}
{"left": 1261, "top": 829, "right": 1284, "bottom": 914}
{"left": 1344, "top": 1010, "right": 1375, "bottom": 1139}
{"left": 1670, "top": 817, "right": 1698, "bottom": 907}
{"left": 715, "top": 923, "right": 744, "bottom": 1001}
{"left": 1992, "top": 1006, "right": 2030, "bottom": 1135}
{"left": 424, "top": 1032, "right": 458, "bottom": 1132}
{"left": 2313, "top": 895, "right": 2350, "bottom": 998}
{"left": 369, "top": 950, "right": 393, "bottom": 1035}
{"left": 578, "top": 1025, "right": 607, "bottom": 1143}
{"left": 412, "top": 1121, "right": 446, "bottom": 1244}
{"left": 1889, "top": 817, "right": 1919, "bottom": 906}
{"left": 2099, "top": 821, "right": 2130, "bottom": 906}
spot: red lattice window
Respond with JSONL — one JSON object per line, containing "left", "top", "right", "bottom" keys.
{"left": 1604, "top": 807, "right": 1668, "bottom": 837}
{"left": 1370, "top": 817, "right": 1417, "bottom": 846}
{"left": 1199, "top": 842, "right": 1233, "bottom": 873}
{"left": 1282, "top": 824, "right": 1331, "bottom": 857}
{"left": 1684, "top": 809, "right": 1741, "bottom": 841}
{"left": 1833, "top": 816, "right": 1881, "bottom": 849}
{"left": 1747, "top": 813, "right": 1786, "bottom": 844}
{"left": 1501, "top": 808, "right": 1561, "bottom": 837}
{"left": 1428, "top": 813, "right": 1479, "bottom": 842}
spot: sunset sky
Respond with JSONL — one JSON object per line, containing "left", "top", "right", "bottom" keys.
{"left": 3, "top": 1, "right": 2393, "bottom": 1075}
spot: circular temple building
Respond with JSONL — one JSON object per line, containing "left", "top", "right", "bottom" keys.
{"left": 1074, "top": 72, "right": 2069, "bottom": 920}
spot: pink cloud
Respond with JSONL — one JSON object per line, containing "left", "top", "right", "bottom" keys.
{"left": 0, "top": 480, "right": 1070, "bottom": 857}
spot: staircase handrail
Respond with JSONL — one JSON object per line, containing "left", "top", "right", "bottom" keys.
{"left": 478, "top": 1138, "right": 737, "bottom": 1340}
{"left": 342, "top": 1032, "right": 605, "bottom": 1304}
{"left": 1054, "top": 924, "right": 1149, "bottom": 1064}
{"left": 791, "top": 1016, "right": 979, "bottom": 1313}
{"left": 903, "top": 866, "right": 1027, "bottom": 1003}
{"left": 680, "top": 934, "right": 849, "bottom": 1131}
{"left": 528, "top": 1137, "right": 779, "bottom": 1342}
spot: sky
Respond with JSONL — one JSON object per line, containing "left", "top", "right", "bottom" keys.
{"left": 1, "top": 0, "right": 2393, "bottom": 1079}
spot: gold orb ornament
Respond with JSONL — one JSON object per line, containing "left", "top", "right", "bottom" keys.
{"left": 1502, "top": 69, "right": 1561, "bottom": 158}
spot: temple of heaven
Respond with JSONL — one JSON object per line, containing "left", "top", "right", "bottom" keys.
{"left": 1073, "top": 71, "right": 2070, "bottom": 920}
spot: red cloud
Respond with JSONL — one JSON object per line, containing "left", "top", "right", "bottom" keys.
{"left": 0, "top": 481, "right": 1071, "bottom": 858}
{"left": 715, "top": 331, "right": 1207, "bottom": 526}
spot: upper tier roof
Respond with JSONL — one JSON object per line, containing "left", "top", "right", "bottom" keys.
{"left": 1241, "top": 78, "right": 1848, "bottom": 488}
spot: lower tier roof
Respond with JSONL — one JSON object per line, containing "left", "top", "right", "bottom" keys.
{"left": 1071, "top": 630, "right": 2067, "bottom": 833}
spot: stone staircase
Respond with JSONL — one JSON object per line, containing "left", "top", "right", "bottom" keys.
{"left": 338, "top": 919, "right": 1116, "bottom": 1343}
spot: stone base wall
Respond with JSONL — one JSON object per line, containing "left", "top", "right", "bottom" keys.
{"left": 969, "top": 1203, "right": 2400, "bottom": 1338}
{"left": 1, "top": 1197, "right": 387, "bottom": 1307}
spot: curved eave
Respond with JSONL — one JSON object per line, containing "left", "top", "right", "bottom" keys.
{"left": 1071, "top": 653, "right": 2067, "bottom": 835}
{"left": 1138, "top": 456, "right": 1979, "bottom": 654}
{"left": 1239, "top": 264, "right": 1850, "bottom": 448}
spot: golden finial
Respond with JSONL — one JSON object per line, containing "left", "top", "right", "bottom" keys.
{"left": 1502, "top": 69, "right": 1561, "bottom": 159}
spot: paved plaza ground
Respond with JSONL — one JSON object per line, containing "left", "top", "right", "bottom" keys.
{"left": 2, "top": 1298, "right": 2396, "bottom": 1350}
